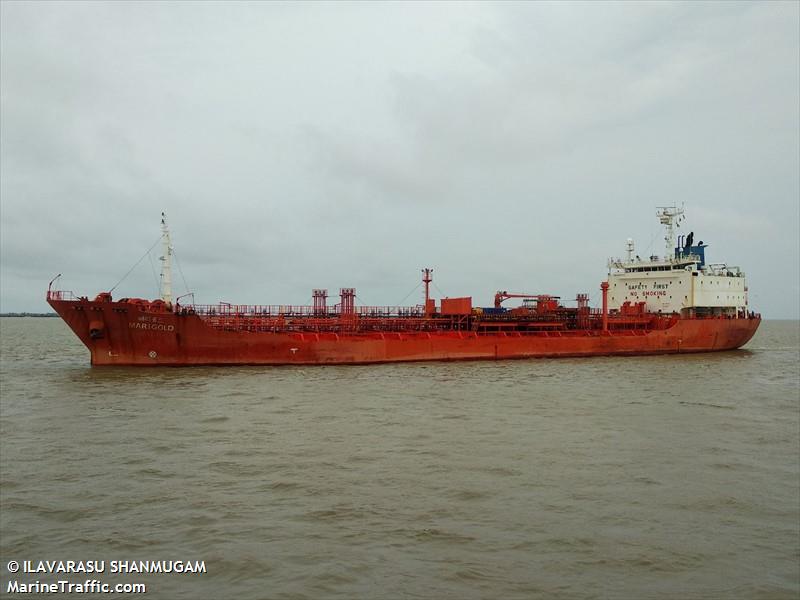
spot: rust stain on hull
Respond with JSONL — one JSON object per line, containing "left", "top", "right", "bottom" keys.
{"left": 49, "top": 298, "right": 760, "bottom": 367}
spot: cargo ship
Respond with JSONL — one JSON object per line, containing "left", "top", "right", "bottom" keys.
{"left": 47, "top": 207, "right": 760, "bottom": 366}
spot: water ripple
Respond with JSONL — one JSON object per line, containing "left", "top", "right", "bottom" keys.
{"left": 1, "top": 318, "right": 797, "bottom": 599}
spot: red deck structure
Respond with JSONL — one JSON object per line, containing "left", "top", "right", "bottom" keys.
{"left": 46, "top": 286, "right": 760, "bottom": 366}
{"left": 45, "top": 208, "right": 761, "bottom": 366}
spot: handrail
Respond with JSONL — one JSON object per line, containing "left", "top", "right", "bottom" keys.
{"left": 46, "top": 290, "right": 77, "bottom": 301}
{"left": 47, "top": 291, "right": 760, "bottom": 323}
{"left": 608, "top": 252, "right": 703, "bottom": 267}
{"left": 185, "top": 303, "right": 426, "bottom": 318}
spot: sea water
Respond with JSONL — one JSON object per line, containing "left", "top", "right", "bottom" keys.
{"left": 1, "top": 318, "right": 798, "bottom": 599}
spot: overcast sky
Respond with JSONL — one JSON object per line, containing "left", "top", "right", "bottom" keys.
{"left": 1, "top": 1, "right": 798, "bottom": 317}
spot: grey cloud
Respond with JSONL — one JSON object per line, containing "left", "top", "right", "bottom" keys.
{"left": 1, "top": 1, "right": 797, "bottom": 316}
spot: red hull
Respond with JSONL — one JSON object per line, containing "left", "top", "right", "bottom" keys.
{"left": 48, "top": 298, "right": 761, "bottom": 366}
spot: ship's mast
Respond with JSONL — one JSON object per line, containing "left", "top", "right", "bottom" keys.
{"left": 656, "top": 206, "right": 684, "bottom": 260}
{"left": 422, "top": 268, "right": 433, "bottom": 316}
{"left": 422, "top": 268, "right": 433, "bottom": 305}
{"left": 160, "top": 212, "right": 173, "bottom": 305}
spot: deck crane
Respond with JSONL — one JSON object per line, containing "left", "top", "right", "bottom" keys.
{"left": 494, "top": 291, "right": 561, "bottom": 309}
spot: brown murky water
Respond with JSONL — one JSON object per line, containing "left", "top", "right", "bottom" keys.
{"left": 1, "top": 318, "right": 798, "bottom": 599}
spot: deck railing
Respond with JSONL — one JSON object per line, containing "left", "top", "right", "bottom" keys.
{"left": 184, "top": 303, "right": 426, "bottom": 318}
{"left": 46, "top": 290, "right": 77, "bottom": 301}
{"left": 46, "top": 290, "right": 760, "bottom": 326}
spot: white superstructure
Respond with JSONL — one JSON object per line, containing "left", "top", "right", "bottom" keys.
{"left": 606, "top": 208, "right": 749, "bottom": 317}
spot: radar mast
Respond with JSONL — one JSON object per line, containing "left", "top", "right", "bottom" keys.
{"left": 656, "top": 206, "right": 684, "bottom": 260}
